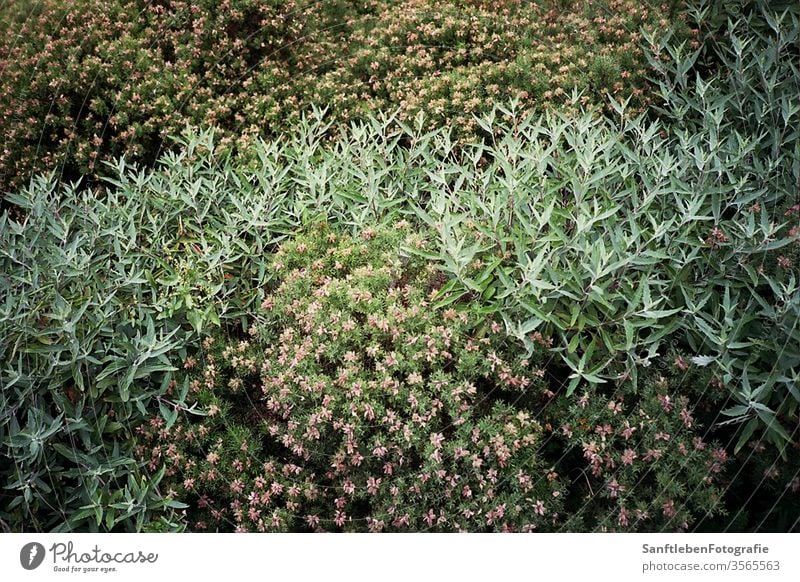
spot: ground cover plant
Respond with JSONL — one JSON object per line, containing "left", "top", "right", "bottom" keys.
{"left": 0, "top": 0, "right": 798, "bottom": 533}
{"left": 0, "top": 0, "right": 687, "bottom": 194}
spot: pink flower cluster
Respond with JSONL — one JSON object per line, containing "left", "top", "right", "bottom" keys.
{"left": 137, "top": 225, "right": 563, "bottom": 531}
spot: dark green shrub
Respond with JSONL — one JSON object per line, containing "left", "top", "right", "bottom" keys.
{"left": 546, "top": 356, "right": 729, "bottom": 531}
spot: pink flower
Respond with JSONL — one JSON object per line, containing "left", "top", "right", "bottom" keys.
{"left": 594, "top": 424, "right": 613, "bottom": 437}
{"left": 607, "top": 479, "right": 625, "bottom": 498}
{"left": 657, "top": 394, "right": 673, "bottom": 412}
{"left": 620, "top": 448, "right": 637, "bottom": 466}
{"left": 643, "top": 448, "right": 663, "bottom": 461}
{"left": 621, "top": 423, "right": 636, "bottom": 440}
{"left": 408, "top": 372, "right": 423, "bottom": 385}
{"left": 712, "top": 448, "right": 728, "bottom": 463}
{"left": 366, "top": 476, "right": 382, "bottom": 495}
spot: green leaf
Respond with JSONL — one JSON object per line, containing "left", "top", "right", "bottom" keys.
{"left": 734, "top": 418, "right": 759, "bottom": 454}
{"left": 187, "top": 309, "right": 205, "bottom": 334}
{"left": 720, "top": 404, "right": 750, "bottom": 418}
{"left": 565, "top": 375, "right": 581, "bottom": 397}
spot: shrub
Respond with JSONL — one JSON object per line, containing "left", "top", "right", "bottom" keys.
{"left": 644, "top": 0, "right": 800, "bottom": 452}
{"left": 546, "top": 356, "right": 728, "bottom": 532}
{"left": 0, "top": 127, "right": 299, "bottom": 531}
{"left": 3, "top": 95, "right": 797, "bottom": 530}
{"left": 305, "top": 0, "right": 690, "bottom": 132}
{"left": 136, "top": 225, "right": 730, "bottom": 532}
{"left": 405, "top": 100, "right": 799, "bottom": 455}
{"left": 137, "top": 225, "right": 565, "bottom": 532}
{"left": 0, "top": 0, "right": 686, "bottom": 193}
{"left": 0, "top": 0, "right": 347, "bottom": 193}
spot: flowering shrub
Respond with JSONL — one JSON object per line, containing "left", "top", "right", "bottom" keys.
{"left": 0, "top": 0, "right": 687, "bottom": 193}
{"left": 546, "top": 358, "right": 729, "bottom": 531}
{"left": 302, "top": 0, "right": 691, "bottom": 134}
{"left": 137, "top": 224, "right": 565, "bottom": 531}
{"left": 4, "top": 100, "right": 797, "bottom": 532}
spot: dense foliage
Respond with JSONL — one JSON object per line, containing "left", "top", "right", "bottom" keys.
{"left": 138, "top": 225, "right": 565, "bottom": 532}
{"left": 0, "top": 0, "right": 798, "bottom": 533}
{"left": 137, "top": 226, "right": 726, "bottom": 532}
{"left": 0, "top": 0, "right": 686, "bottom": 193}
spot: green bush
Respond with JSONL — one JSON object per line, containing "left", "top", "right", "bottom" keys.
{"left": 644, "top": 0, "right": 800, "bottom": 453}
{"left": 2, "top": 77, "right": 798, "bottom": 531}
{"left": 0, "top": 112, "right": 496, "bottom": 531}
{"left": 0, "top": 0, "right": 686, "bottom": 194}
{"left": 135, "top": 222, "right": 728, "bottom": 532}
{"left": 547, "top": 357, "right": 728, "bottom": 531}
{"left": 0, "top": 126, "right": 297, "bottom": 531}
{"left": 138, "top": 225, "right": 566, "bottom": 532}
{"left": 403, "top": 100, "right": 798, "bottom": 453}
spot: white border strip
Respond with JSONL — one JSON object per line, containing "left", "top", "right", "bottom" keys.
{"left": 2, "top": 533, "right": 798, "bottom": 581}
